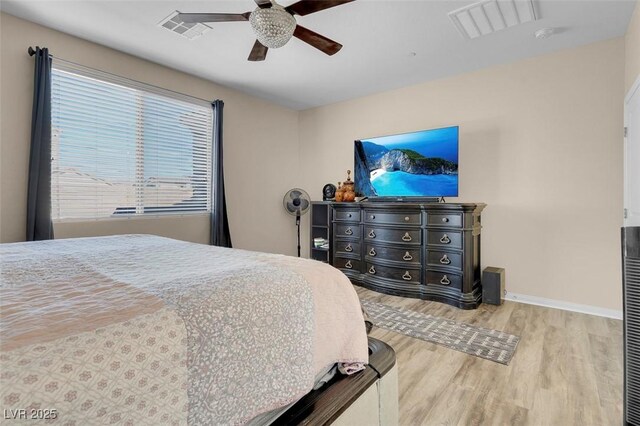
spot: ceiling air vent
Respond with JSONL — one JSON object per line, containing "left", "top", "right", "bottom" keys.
{"left": 448, "top": 0, "right": 538, "bottom": 39}
{"left": 159, "top": 11, "right": 211, "bottom": 40}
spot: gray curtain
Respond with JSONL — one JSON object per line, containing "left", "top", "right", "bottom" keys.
{"left": 26, "top": 47, "right": 54, "bottom": 241}
{"left": 210, "top": 100, "right": 232, "bottom": 247}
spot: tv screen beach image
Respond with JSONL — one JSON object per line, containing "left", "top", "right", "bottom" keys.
{"left": 354, "top": 126, "right": 459, "bottom": 197}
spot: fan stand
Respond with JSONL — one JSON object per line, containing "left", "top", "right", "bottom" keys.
{"left": 296, "top": 211, "right": 301, "bottom": 257}
{"left": 283, "top": 187, "right": 309, "bottom": 257}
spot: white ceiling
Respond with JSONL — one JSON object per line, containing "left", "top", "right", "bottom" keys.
{"left": 1, "top": 0, "right": 636, "bottom": 110}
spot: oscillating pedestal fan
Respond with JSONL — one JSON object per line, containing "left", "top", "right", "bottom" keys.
{"left": 283, "top": 188, "right": 310, "bottom": 257}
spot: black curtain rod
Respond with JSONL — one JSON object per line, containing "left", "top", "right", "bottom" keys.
{"left": 26, "top": 46, "right": 214, "bottom": 105}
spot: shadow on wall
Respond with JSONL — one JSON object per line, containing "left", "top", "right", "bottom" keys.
{"left": 458, "top": 126, "right": 503, "bottom": 201}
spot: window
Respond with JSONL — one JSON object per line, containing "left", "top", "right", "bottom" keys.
{"left": 51, "top": 61, "right": 213, "bottom": 220}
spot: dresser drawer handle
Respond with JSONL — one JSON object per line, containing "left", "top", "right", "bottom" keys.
{"left": 370, "top": 215, "right": 375, "bottom": 220}
{"left": 344, "top": 244, "right": 353, "bottom": 252}
{"left": 345, "top": 260, "right": 353, "bottom": 269}
{"left": 440, "top": 275, "right": 450, "bottom": 285}
{"left": 369, "top": 248, "right": 377, "bottom": 257}
{"left": 368, "top": 230, "right": 376, "bottom": 238}
{"left": 402, "top": 232, "right": 412, "bottom": 242}
{"left": 368, "top": 266, "right": 376, "bottom": 275}
{"left": 344, "top": 227, "right": 353, "bottom": 235}
{"left": 403, "top": 251, "right": 413, "bottom": 261}
{"left": 440, "top": 254, "right": 451, "bottom": 265}
{"left": 440, "top": 234, "right": 451, "bottom": 244}
{"left": 347, "top": 213, "right": 352, "bottom": 218}
{"left": 404, "top": 216, "right": 410, "bottom": 222}
{"left": 442, "top": 217, "right": 449, "bottom": 223}
{"left": 402, "top": 271, "right": 412, "bottom": 281}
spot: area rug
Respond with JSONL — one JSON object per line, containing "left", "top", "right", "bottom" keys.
{"left": 360, "top": 299, "right": 520, "bottom": 365}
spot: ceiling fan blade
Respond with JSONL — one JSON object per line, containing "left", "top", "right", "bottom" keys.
{"left": 286, "top": 0, "right": 355, "bottom": 16}
{"left": 254, "top": 0, "right": 272, "bottom": 8}
{"left": 293, "top": 25, "right": 342, "bottom": 56}
{"left": 176, "top": 12, "right": 250, "bottom": 23}
{"left": 248, "top": 40, "right": 268, "bottom": 61}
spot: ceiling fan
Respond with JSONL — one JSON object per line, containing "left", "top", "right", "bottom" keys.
{"left": 176, "top": 0, "right": 355, "bottom": 61}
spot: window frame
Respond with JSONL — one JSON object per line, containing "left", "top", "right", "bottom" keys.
{"left": 50, "top": 60, "right": 214, "bottom": 222}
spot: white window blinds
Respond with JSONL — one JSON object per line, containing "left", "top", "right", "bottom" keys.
{"left": 51, "top": 61, "right": 213, "bottom": 220}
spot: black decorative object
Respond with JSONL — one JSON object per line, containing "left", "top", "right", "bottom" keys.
{"left": 26, "top": 46, "right": 54, "bottom": 241}
{"left": 283, "top": 188, "right": 310, "bottom": 257}
{"left": 322, "top": 183, "right": 336, "bottom": 201}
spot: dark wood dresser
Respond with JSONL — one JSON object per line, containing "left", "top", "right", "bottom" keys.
{"left": 312, "top": 201, "right": 486, "bottom": 309}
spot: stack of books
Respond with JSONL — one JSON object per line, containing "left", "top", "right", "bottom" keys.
{"left": 313, "top": 238, "right": 329, "bottom": 249}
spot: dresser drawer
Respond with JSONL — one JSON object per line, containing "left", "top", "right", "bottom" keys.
{"left": 427, "top": 212, "right": 462, "bottom": 228}
{"left": 334, "top": 209, "right": 360, "bottom": 222}
{"left": 365, "top": 244, "right": 421, "bottom": 267}
{"left": 334, "top": 241, "right": 361, "bottom": 258}
{"left": 364, "top": 210, "right": 421, "bottom": 226}
{"left": 333, "top": 257, "right": 361, "bottom": 274}
{"left": 427, "top": 249, "right": 463, "bottom": 270}
{"left": 425, "top": 270, "right": 462, "bottom": 290}
{"left": 334, "top": 224, "right": 361, "bottom": 239}
{"left": 426, "top": 230, "right": 462, "bottom": 249}
{"left": 365, "top": 263, "right": 421, "bottom": 284}
{"left": 364, "top": 227, "right": 421, "bottom": 245}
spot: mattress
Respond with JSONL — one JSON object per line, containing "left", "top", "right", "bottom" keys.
{"left": 0, "top": 235, "right": 368, "bottom": 425}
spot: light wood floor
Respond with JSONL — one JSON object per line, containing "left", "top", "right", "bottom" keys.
{"left": 356, "top": 286, "right": 623, "bottom": 426}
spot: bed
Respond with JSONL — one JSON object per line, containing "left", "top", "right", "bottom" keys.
{"left": 0, "top": 234, "right": 396, "bottom": 425}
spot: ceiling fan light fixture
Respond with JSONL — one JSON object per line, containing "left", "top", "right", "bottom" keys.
{"left": 249, "top": 4, "right": 296, "bottom": 48}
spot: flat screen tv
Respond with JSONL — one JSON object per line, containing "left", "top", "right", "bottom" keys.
{"left": 354, "top": 126, "right": 459, "bottom": 198}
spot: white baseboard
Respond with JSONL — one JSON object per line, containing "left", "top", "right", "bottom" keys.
{"left": 504, "top": 292, "right": 622, "bottom": 320}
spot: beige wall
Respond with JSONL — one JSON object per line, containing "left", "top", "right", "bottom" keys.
{"left": 0, "top": 13, "right": 629, "bottom": 310}
{"left": 299, "top": 38, "right": 625, "bottom": 311}
{"left": 0, "top": 13, "right": 301, "bottom": 255}
{"left": 626, "top": 0, "right": 640, "bottom": 93}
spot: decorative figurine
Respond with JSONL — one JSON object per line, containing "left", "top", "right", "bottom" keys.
{"left": 335, "top": 181, "right": 344, "bottom": 202}
{"left": 342, "top": 170, "right": 356, "bottom": 202}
